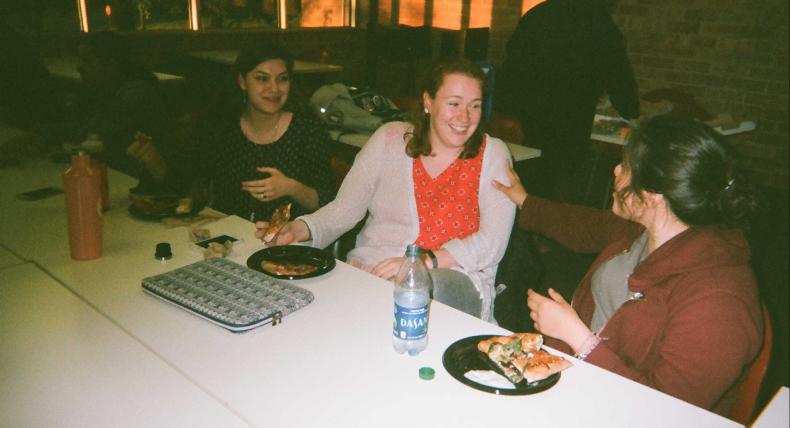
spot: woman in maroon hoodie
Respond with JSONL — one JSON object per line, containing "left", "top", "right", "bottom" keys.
{"left": 493, "top": 114, "right": 762, "bottom": 416}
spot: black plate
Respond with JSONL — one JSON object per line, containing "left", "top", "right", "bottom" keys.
{"left": 442, "top": 335, "right": 561, "bottom": 396}
{"left": 247, "top": 245, "right": 335, "bottom": 280}
{"left": 128, "top": 197, "right": 204, "bottom": 221}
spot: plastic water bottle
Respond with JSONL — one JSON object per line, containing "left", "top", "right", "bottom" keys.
{"left": 392, "top": 244, "right": 433, "bottom": 356}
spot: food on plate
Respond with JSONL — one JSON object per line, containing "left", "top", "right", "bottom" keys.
{"left": 260, "top": 260, "right": 318, "bottom": 276}
{"left": 129, "top": 193, "right": 182, "bottom": 215}
{"left": 477, "top": 333, "right": 572, "bottom": 383}
{"left": 263, "top": 203, "right": 292, "bottom": 243}
{"left": 175, "top": 197, "right": 193, "bottom": 214}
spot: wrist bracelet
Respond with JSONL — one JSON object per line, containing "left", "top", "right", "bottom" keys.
{"left": 574, "top": 333, "right": 601, "bottom": 361}
{"left": 426, "top": 249, "right": 438, "bottom": 269}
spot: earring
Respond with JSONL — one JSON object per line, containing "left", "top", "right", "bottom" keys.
{"left": 424, "top": 107, "right": 429, "bottom": 115}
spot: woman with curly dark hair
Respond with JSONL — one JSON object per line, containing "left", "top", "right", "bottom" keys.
{"left": 494, "top": 114, "right": 762, "bottom": 416}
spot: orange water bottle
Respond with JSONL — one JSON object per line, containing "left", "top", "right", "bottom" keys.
{"left": 82, "top": 134, "right": 110, "bottom": 211}
{"left": 92, "top": 158, "right": 110, "bottom": 211}
{"left": 63, "top": 151, "right": 103, "bottom": 260}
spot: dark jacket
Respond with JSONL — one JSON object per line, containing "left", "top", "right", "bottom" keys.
{"left": 520, "top": 196, "right": 762, "bottom": 417}
{"left": 496, "top": 0, "right": 639, "bottom": 192}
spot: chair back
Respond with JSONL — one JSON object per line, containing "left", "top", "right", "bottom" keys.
{"left": 330, "top": 156, "right": 351, "bottom": 192}
{"left": 730, "top": 303, "right": 773, "bottom": 425}
{"left": 488, "top": 111, "right": 525, "bottom": 146}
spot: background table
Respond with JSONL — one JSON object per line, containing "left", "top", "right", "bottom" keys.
{"left": 0, "top": 244, "right": 23, "bottom": 269}
{"left": 186, "top": 50, "right": 343, "bottom": 76}
{"left": 44, "top": 56, "right": 184, "bottom": 83}
{"left": 328, "top": 129, "right": 541, "bottom": 163}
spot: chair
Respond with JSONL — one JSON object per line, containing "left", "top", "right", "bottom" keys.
{"left": 730, "top": 303, "right": 773, "bottom": 425}
{"left": 328, "top": 155, "right": 358, "bottom": 261}
{"left": 488, "top": 111, "right": 525, "bottom": 146}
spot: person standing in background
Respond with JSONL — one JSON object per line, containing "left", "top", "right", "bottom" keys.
{"left": 495, "top": 0, "right": 640, "bottom": 203}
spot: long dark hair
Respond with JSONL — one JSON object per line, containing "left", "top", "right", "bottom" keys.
{"left": 405, "top": 58, "right": 487, "bottom": 159}
{"left": 617, "top": 114, "right": 759, "bottom": 229}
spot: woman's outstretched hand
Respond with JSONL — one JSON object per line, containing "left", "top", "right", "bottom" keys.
{"left": 527, "top": 288, "right": 593, "bottom": 354}
{"left": 492, "top": 160, "right": 528, "bottom": 207}
{"left": 370, "top": 257, "right": 406, "bottom": 281}
{"left": 254, "top": 219, "right": 309, "bottom": 245}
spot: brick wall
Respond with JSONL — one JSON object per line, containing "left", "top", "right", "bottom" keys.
{"left": 488, "top": 0, "right": 789, "bottom": 189}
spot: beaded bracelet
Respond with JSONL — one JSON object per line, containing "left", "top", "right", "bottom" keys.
{"left": 574, "top": 333, "right": 602, "bottom": 360}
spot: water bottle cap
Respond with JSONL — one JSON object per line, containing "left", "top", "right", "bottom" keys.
{"left": 419, "top": 367, "right": 435, "bottom": 380}
{"left": 404, "top": 244, "right": 421, "bottom": 257}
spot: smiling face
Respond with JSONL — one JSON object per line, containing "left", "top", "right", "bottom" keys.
{"left": 423, "top": 73, "right": 483, "bottom": 155}
{"left": 237, "top": 59, "right": 290, "bottom": 115}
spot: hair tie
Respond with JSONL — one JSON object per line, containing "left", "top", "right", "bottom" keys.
{"left": 723, "top": 177, "right": 735, "bottom": 191}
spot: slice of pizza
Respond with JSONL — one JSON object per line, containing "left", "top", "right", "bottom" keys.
{"left": 260, "top": 260, "right": 318, "bottom": 276}
{"left": 478, "top": 333, "right": 570, "bottom": 384}
{"left": 515, "top": 350, "right": 573, "bottom": 383}
{"left": 263, "top": 203, "right": 292, "bottom": 243}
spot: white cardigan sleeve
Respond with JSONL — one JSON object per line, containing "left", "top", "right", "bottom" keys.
{"left": 297, "top": 122, "right": 403, "bottom": 249}
{"left": 441, "top": 137, "right": 516, "bottom": 273}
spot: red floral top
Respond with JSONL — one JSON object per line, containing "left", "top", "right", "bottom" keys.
{"left": 414, "top": 141, "right": 486, "bottom": 250}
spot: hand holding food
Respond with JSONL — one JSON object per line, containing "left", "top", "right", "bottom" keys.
{"left": 127, "top": 131, "right": 166, "bottom": 180}
{"left": 260, "top": 203, "right": 292, "bottom": 243}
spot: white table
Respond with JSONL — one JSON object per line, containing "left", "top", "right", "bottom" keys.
{"left": 0, "top": 244, "right": 23, "bottom": 269}
{"left": 44, "top": 56, "right": 184, "bottom": 83}
{"left": 328, "top": 129, "right": 541, "bottom": 162}
{"left": 751, "top": 386, "right": 789, "bottom": 428}
{"left": 0, "top": 263, "right": 249, "bottom": 428}
{"left": 187, "top": 50, "right": 344, "bottom": 75}
{"left": 0, "top": 159, "right": 742, "bottom": 428}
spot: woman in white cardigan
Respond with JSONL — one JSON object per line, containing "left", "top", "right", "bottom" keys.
{"left": 256, "top": 58, "right": 516, "bottom": 322}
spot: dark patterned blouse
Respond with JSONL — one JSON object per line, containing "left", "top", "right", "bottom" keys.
{"left": 177, "top": 112, "right": 336, "bottom": 221}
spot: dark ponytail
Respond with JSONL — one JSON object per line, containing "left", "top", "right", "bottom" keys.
{"left": 622, "top": 114, "right": 759, "bottom": 230}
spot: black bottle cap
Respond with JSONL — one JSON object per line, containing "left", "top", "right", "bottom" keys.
{"left": 155, "top": 242, "right": 172, "bottom": 261}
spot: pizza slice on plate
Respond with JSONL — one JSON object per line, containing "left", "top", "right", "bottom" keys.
{"left": 477, "top": 333, "right": 571, "bottom": 384}
{"left": 260, "top": 260, "right": 318, "bottom": 276}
